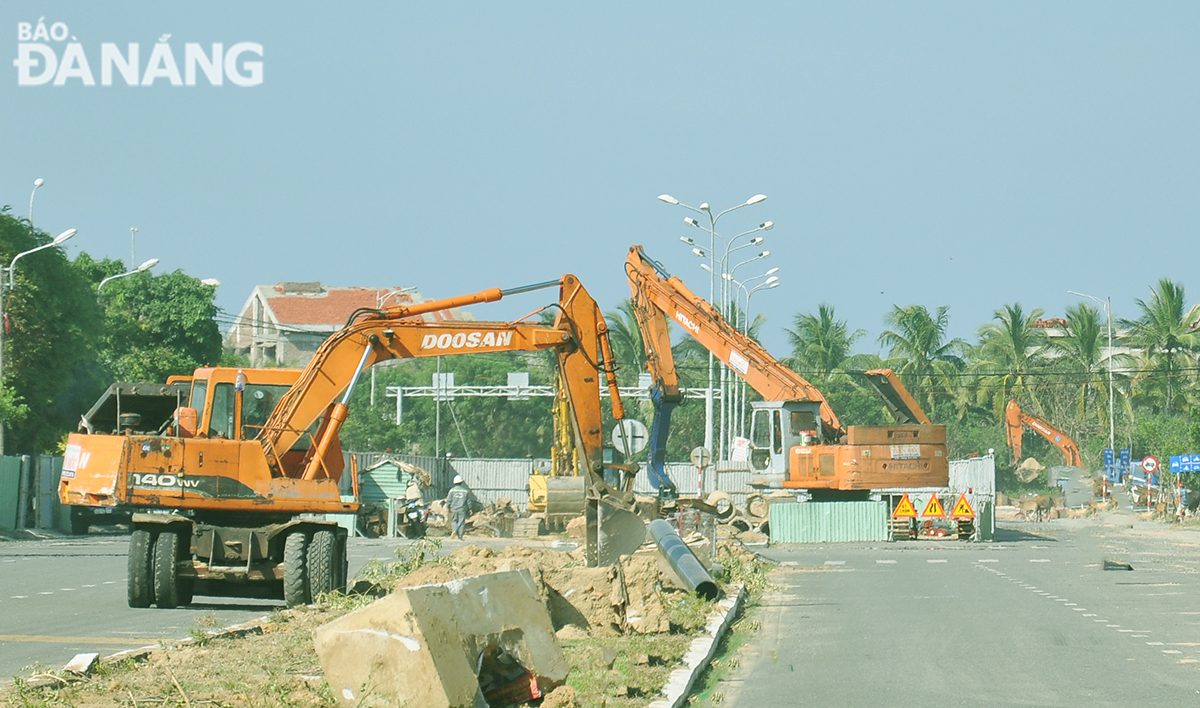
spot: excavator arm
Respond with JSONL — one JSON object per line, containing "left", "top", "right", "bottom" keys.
{"left": 1004, "top": 400, "right": 1082, "bottom": 467}
{"left": 259, "top": 276, "right": 627, "bottom": 504}
{"left": 626, "top": 245, "right": 845, "bottom": 441}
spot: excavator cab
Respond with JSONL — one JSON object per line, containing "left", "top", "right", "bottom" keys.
{"left": 748, "top": 400, "right": 824, "bottom": 479}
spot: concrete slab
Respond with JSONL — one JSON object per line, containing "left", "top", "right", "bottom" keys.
{"left": 314, "top": 568, "right": 568, "bottom": 708}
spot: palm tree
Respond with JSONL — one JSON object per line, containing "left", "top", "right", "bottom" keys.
{"left": 605, "top": 299, "right": 646, "bottom": 386}
{"left": 785, "top": 303, "right": 865, "bottom": 381}
{"left": 974, "top": 303, "right": 1050, "bottom": 417}
{"left": 1120, "top": 278, "right": 1200, "bottom": 415}
{"left": 877, "top": 304, "right": 967, "bottom": 417}
{"left": 1055, "top": 302, "right": 1104, "bottom": 420}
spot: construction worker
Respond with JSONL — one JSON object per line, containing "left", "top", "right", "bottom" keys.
{"left": 446, "top": 474, "right": 477, "bottom": 540}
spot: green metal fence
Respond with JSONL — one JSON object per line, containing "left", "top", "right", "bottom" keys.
{"left": 768, "top": 500, "right": 889, "bottom": 543}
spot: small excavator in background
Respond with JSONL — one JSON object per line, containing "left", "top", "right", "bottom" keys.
{"left": 1004, "top": 399, "right": 1083, "bottom": 468}
{"left": 625, "top": 245, "right": 949, "bottom": 498}
{"left": 61, "top": 275, "right": 645, "bottom": 609}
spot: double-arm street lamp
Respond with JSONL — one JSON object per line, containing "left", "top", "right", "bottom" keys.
{"left": 0, "top": 228, "right": 79, "bottom": 454}
{"left": 98, "top": 258, "right": 159, "bottom": 292}
{"left": 658, "top": 193, "right": 770, "bottom": 461}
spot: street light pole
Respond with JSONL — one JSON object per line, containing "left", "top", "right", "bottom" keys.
{"left": 659, "top": 194, "right": 767, "bottom": 460}
{"left": 28, "top": 179, "right": 43, "bottom": 226}
{"left": 371, "top": 287, "right": 419, "bottom": 405}
{"left": 0, "top": 228, "right": 79, "bottom": 454}
{"left": 1067, "top": 290, "right": 1115, "bottom": 461}
{"left": 98, "top": 258, "right": 159, "bottom": 292}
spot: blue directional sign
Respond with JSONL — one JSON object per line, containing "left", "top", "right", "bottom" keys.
{"left": 1170, "top": 453, "right": 1200, "bottom": 473}
{"left": 1104, "top": 449, "right": 1116, "bottom": 481}
{"left": 1120, "top": 449, "right": 1131, "bottom": 481}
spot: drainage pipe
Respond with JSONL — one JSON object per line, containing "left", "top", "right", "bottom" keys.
{"left": 648, "top": 519, "right": 719, "bottom": 601}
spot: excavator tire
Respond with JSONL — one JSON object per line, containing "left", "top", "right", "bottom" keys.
{"left": 153, "top": 531, "right": 183, "bottom": 609}
{"left": 127, "top": 529, "right": 156, "bottom": 608}
{"left": 307, "top": 529, "right": 337, "bottom": 598}
{"left": 283, "top": 531, "right": 310, "bottom": 607}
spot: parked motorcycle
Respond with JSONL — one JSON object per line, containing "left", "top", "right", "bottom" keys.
{"left": 399, "top": 498, "right": 428, "bottom": 539}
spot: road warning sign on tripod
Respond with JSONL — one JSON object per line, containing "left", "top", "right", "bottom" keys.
{"left": 922, "top": 493, "right": 946, "bottom": 518}
{"left": 949, "top": 493, "right": 975, "bottom": 519}
{"left": 892, "top": 494, "right": 917, "bottom": 518}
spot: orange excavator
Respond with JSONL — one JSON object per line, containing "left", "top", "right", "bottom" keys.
{"left": 60, "top": 275, "right": 645, "bottom": 609}
{"left": 1004, "top": 400, "right": 1082, "bottom": 467}
{"left": 625, "top": 245, "right": 948, "bottom": 497}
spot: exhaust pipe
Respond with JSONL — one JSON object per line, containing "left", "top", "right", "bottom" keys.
{"left": 648, "top": 519, "right": 719, "bottom": 601}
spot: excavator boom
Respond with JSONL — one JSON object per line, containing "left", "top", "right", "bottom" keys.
{"left": 1005, "top": 400, "right": 1082, "bottom": 468}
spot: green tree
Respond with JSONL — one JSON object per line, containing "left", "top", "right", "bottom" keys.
{"left": 0, "top": 213, "right": 104, "bottom": 453}
{"left": 973, "top": 303, "right": 1050, "bottom": 418}
{"left": 1120, "top": 278, "right": 1200, "bottom": 415}
{"left": 877, "top": 304, "right": 967, "bottom": 418}
{"left": 785, "top": 303, "right": 864, "bottom": 380}
{"left": 74, "top": 254, "right": 223, "bottom": 382}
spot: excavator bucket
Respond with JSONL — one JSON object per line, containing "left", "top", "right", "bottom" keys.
{"left": 586, "top": 499, "right": 646, "bottom": 567}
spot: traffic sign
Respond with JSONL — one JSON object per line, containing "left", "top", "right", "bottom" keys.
{"left": 892, "top": 494, "right": 917, "bottom": 518}
{"left": 949, "top": 494, "right": 975, "bottom": 519}
{"left": 689, "top": 446, "right": 712, "bottom": 468}
{"left": 611, "top": 419, "right": 649, "bottom": 455}
{"left": 922, "top": 493, "right": 946, "bottom": 518}
{"left": 1142, "top": 455, "right": 1159, "bottom": 474}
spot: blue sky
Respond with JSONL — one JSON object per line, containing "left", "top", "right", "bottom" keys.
{"left": 3, "top": 2, "right": 1198, "bottom": 356}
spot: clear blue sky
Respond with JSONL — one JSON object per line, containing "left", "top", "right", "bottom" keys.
{"left": 4, "top": 2, "right": 1198, "bottom": 356}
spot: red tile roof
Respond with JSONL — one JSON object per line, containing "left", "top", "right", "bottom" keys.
{"left": 265, "top": 286, "right": 463, "bottom": 326}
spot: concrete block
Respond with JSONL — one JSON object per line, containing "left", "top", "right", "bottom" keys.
{"left": 314, "top": 568, "right": 569, "bottom": 708}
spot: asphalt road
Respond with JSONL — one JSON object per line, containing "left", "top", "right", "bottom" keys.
{"left": 0, "top": 532, "right": 422, "bottom": 680}
{"left": 719, "top": 512, "right": 1200, "bottom": 707}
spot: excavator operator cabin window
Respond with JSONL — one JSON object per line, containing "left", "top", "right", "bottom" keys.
{"left": 208, "top": 383, "right": 235, "bottom": 439}
{"left": 790, "top": 410, "right": 816, "bottom": 435}
{"left": 241, "top": 384, "right": 289, "bottom": 439}
{"left": 751, "top": 410, "right": 771, "bottom": 450}
{"left": 189, "top": 380, "right": 207, "bottom": 425}
{"left": 772, "top": 411, "right": 783, "bottom": 455}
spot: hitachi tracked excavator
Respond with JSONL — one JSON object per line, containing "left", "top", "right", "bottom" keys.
{"left": 1004, "top": 400, "right": 1083, "bottom": 468}
{"left": 625, "top": 245, "right": 949, "bottom": 499}
{"left": 60, "top": 275, "right": 645, "bottom": 609}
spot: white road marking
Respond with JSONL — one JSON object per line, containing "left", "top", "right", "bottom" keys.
{"left": 876, "top": 560, "right": 896, "bottom": 564}
{"left": 1056, "top": 599, "right": 1070, "bottom": 602}
{"left": 10, "top": 595, "right": 26, "bottom": 599}
{"left": 1119, "top": 629, "right": 1135, "bottom": 633}
{"left": 1084, "top": 614, "right": 1097, "bottom": 617}
{"left": 823, "top": 561, "right": 845, "bottom": 566}
{"left": 977, "top": 559, "right": 999, "bottom": 563}
{"left": 82, "top": 584, "right": 96, "bottom": 588}
{"left": 1107, "top": 625, "right": 1121, "bottom": 628}
{"left": 60, "top": 588, "right": 75, "bottom": 592}
{"left": 1146, "top": 641, "right": 1164, "bottom": 645}
{"left": 1029, "top": 559, "right": 1051, "bottom": 563}
{"left": 1163, "top": 650, "right": 1183, "bottom": 655}
{"left": 103, "top": 581, "right": 116, "bottom": 585}
{"left": 38, "top": 591, "right": 52, "bottom": 595}
{"left": 927, "top": 559, "right": 948, "bottom": 564}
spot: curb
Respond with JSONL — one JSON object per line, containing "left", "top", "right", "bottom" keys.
{"left": 648, "top": 583, "right": 746, "bottom": 708}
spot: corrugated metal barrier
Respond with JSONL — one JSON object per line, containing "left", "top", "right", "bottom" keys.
{"left": 769, "top": 501, "right": 889, "bottom": 543}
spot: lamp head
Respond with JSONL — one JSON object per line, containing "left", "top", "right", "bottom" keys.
{"left": 33, "top": 178, "right": 44, "bottom": 188}
{"left": 52, "top": 229, "right": 77, "bottom": 245}
{"left": 692, "top": 247, "right": 707, "bottom": 258}
{"left": 749, "top": 237, "right": 763, "bottom": 245}
{"left": 136, "top": 258, "right": 159, "bottom": 271}
{"left": 657, "top": 194, "right": 679, "bottom": 205}
{"left": 758, "top": 250, "right": 770, "bottom": 258}
{"left": 684, "top": 217, "right": 700, "bottom": 228}
{"left": 679, "top": 236, "right": 695, "bottom": 245}
{"left": 765, "top": 267, "right": 779, "bottom": 275}
{"left": 767, "top": 281, "right": 779, "bottom": 289}
{"left": 699, "top": 203, "right": 710, "bottom": 211}
{"left": 746, "top": 194, "right": 767, "bottom": 206}
{"left": 200, "top": 278, "right": 221, "bottom": 287}
{"left": 765, "top": 276, "right": 779, "bottom": 285}
{"left": 700, "top": 263, "right": 713, "bottom": 273}
{"left": 761, "top": 221, "right": 774, "bottom": 230}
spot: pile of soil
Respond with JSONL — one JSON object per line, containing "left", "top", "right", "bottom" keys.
{"left": 396, "top": 544, "right": 673, "bottom": 635}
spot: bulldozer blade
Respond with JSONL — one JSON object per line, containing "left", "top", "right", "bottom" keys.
{"left": 586, "top": 499, "right": 646, "bottom": 567}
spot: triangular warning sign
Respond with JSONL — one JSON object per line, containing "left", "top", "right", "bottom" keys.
{"left": 922, "top": 493, "right": 946, "bottom": 518}
{"left": 892, "top": 494, "right": 917, "bottom": 518}
{"left": 950, "top": 493, "right": 975, "bottom": 519}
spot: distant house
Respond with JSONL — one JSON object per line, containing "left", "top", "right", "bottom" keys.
{"left": 224, "top": 282, "right": 475, "bottom": 367}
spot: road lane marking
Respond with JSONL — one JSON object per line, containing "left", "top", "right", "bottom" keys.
{"left": 59, "top": 588, "right": 75, "bottom": 591}
{"left": 0, "top": 634, "right": 162, "bottom": 645}
{"left": 1055, "top": 599, "right": 1069, "bottom": 602}
{"left": 1029, "top": 559, "right": 1051, "bottom": 563}
{"left": 876, "top": 560, "right": 896, "bottom": 564}
{"left": 1072, "top": 608, "right": 1087, "bottom": 611}
{"left": 103, "top": 581, "right": 116, "bottom": 585}
{"left": 927, "top": 559, "right": 947, "bottom": 564}
{"left": 1107, "top": 625, "right": 1121, "bottom": 628}
{"left": 977, "top": 559, "right": 999, "bottom": 563}
{"left": 1084, "top": 614, "right": 1097, "bottom": 617}
{"left": 82, "top": 584, "right": 96, "bottom": 588}
{"left": 37, "top": 591, "right": 52, "bottom": 595}
{"left": 1163, "top": 650, "right": 1183, "bottom": 655}
{"left": 10, "top": 595, "right": 27, "bottom": 599}
{"left": 823, "top": 561, "right": 845, "bottom": 566}
{"left": 1118, "top": 629, "right": 1135, "bottom": 633}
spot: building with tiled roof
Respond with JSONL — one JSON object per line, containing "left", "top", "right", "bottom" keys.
{"left": 224, "top": 282, "right": 475, "bottom": 367}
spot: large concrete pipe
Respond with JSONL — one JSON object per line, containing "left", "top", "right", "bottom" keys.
{"left": 648, "top": 519, "right": 719, "bottom": 601}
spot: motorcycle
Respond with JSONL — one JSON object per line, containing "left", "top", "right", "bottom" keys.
{"left": 399, "top": 497, "right": 428, "bottom": 539}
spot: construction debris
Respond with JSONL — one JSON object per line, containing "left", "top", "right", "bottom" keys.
{"left": 314, "top": 568, "right": 569, "bottom": 708}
